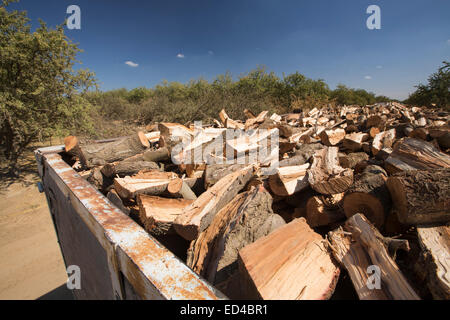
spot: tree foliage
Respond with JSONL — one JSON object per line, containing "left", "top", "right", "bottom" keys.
{"left": 406, "top": 61, "right": 449, "bottom": 109}
{"left": 0, "top": 0, "right": 96, "bottom": 171}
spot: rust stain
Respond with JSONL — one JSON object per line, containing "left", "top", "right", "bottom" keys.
{"left": 41, "top": 152, "right": 219, "bottom": 300}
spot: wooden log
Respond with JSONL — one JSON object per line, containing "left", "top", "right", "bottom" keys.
{"left": 343, "top": 165, "right": 391, "bottom": 228}
{"left": 369, "top": 127, "right": 381, "bottom": 138}
{"left": 372, "top": 129, "right": 396, "bottom": 156}
{"left": 386, "top": 169, "right": 450, "bottom": 225}
{"left": 306, "top": 194, "right": 345, "bottom": 227}
{"left": 204, "top": 164, "right": 246, "bottom": 189}
{"left": 167, "top": 178, "right": 197, "bottom": 200}
{"left": 107, "top": 189, "right": 130, "bottom": 215}
{"left": 308, "top": 147, "right": 354, "bottom": 195}
{"left": 417, "top": 224, "right": 450, "bottom": 300}
{"left": 339, "top": 152, "right": 369, "bottom": 169}
{"left": 101, "top": 160, "right": 159, "bottom": 178}
{"left": 173, "top": 166, "right": 254, "bottom": 240}
{"left": 268, "top": 164, "right": 310, "bottom": 196}
{"left": 319, "top": 128, "right": 346, "bottom": 146}
{"left": 87, "top": 167, "right": 113, "bottom": 192}
{"left": 342, "top": 132, "right": 369, "bottom": 152}
{"left": 158, "top": 122, "right": 194, "bottom": 152}
{"left": 144, "top": 131, "right": 160, "bottom": 144}
{"left": 384, "top": 138, "right": 450, "bottom": 174}
{"left": 113, "top": 174, "right": 177, "bottom": 199}
{"left": 238, "top": 218, "right": 340, "bottom": 300}
{"left": 328, "top": 214, "right": 419, "bottom": 300}
{"left": 137, "top": 195, "right": 193, "bottom": 236}
{"left": 219, "top": 109, "right": 244, "bottom": 129}
{"left": 142, "top": 147, "right": 170, "bottom": 162}
{"left": 187, "top": 187, "right": 285, "bottom": 297}
{"left": 67, "top": 132, "right": 150, "bottom": 168}
{"left": 366, "top": 115, "right": 383, "bottom": 129}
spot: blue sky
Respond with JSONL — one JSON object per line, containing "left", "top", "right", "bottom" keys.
{"left": 10, "top": 0, "right": 450, "bottom": 100}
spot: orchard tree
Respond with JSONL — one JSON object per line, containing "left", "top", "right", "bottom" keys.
{"left": 0, "top": 0, "right": 97, "bottom": 173}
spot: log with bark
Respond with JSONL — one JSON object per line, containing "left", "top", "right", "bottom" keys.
{"left": 238, "top": 217, "right": 340, "bottom": 300}
{"left": 384, "top": 138, "right": 450, "bottom": 174}
{"left": 173, "top": 165, "right": 254, "bottom": 240}
{"left": 328, "top": 213, "right": 420, "bottom": 300}
{"left": 343, "top": 165, "right": 391, "bottom": 228}
{"left": 65, "top": 132, "right": 150, "bottom": 168}
{"left": 306, "top": 193, "right": 345, "bottom": 227}
{"left": 372, "top": 129, "right": 396, "bottom": 156}
{"left": 308, "top": 147, "right": 354, "bottom": 195}
{"left": 137, "top": 194, "right": 194, "bottom": 236}
{"left": 101, "top": 160, "right": 159, "bottom": 178}
{"left": 107, "top": 189, "right": 130, "bottom": 215}
{"left": 203, "top": 164, "right": 246, "bottom": 189}
{"left": 386, "top": 169, "right": 450, "bottom": 225}
{"left": 186, "top": 187, "right": 285, "bottom": 298}
{"left": 339, "top": 152, "right": 369, "bottom": 169}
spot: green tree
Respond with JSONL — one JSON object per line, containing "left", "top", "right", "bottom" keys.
{"left": 0, "top": 0, "right": 97, "bottom": 173}
{"left": 406, "top": 61, "right": 449, "bottom": 109}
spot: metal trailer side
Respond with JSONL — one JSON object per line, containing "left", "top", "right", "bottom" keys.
{"left": 35, "top": 145, "right": 224, "bottom": 300}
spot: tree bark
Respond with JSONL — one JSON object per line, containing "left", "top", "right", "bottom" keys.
{"left": 386, "top": 169, "right": 450, "bottom": 225}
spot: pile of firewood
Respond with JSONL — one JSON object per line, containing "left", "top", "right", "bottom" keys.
{"left": 63, "top": 102, "right": 450, "bottom": 300}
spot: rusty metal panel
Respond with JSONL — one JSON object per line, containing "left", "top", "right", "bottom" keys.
{"left": 35, "top": 147, "right": 225, "bottom": 300}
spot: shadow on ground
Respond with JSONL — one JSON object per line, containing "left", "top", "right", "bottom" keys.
{"left": 37, "top": 284, "right": 74, "bottom": 300}
{"left": 0, "top": 144, "right": 53, "bottom": 191}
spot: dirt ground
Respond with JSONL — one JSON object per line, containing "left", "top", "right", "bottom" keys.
{"left": 0, "top": 147, "right": 72, "bottom": 300}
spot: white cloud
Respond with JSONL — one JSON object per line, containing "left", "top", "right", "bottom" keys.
{"left": 447, "top": 39, "right": 450, "bottom": 44}
{"left": 364, "top": 75, "right": 372, "bottom": 80}
{"left": 208, "top": 50, "right": 214, "bottom": 55}
{"left": 176, "top": 53, "right": 185, "bottom": 58}
{"left": 125, "top": 61, "right": 138, "bottom": 67}
{"left": 376, "top": 65, "right": 383, "bottom": 69}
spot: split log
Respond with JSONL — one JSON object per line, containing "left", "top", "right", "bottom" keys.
{"left": 137, "top": 195, "right": 193, "bottom": 236}
{"left": 306, "top": 193, "right": 345, "bottom": 227}
{"left": 66, "top": 132, "right": 150, "bottom": 168}
{"left": 328, "top": 214, "right": 419, "bottom": 300}
{"left": 167, "top": 178, "right": 197, "bottom": 200}
{"left": 268, "top": 164, "right": 310, "bottom": 196}
{"left": 369, "top": 127, "right": 380, "bottom": 138}
{"left": 173, "top": 166, "right": 254, "bottom": 240}
{"left": 113, "top": 172, "right": 177, "bottom": 199}
{"left": 319, "top": 128, "right": 346, "bottom": 146}
{"left": 417, "top": 224, "right": 450, "bottom": 300}
{"left": 343, "top": 165, "right": 391, "bottom": 228}
{"left": 386, "top": 169, "right": 450, "bottom": 225}
{"left": 384, "top": 138, "right": 450, "bottom": 174}
{"left": 187, "top": 187, "right": 285, "bottom": 297}
{"left": 308, "top": 147, "right": 354, "bottom": 195}
{"left": 158, "top": 122, "right": 194, "bottom": 151}
{"left": 144, "top": 131, "right": 160, "bottom": 144}
{"left": 107, "top": 189, "right": 130, "bottom": 215}
{"left": 238, "top": 218, "right": 340, "bottom": 300}
{"left": 342, "top": 132, "right": 369, "bottom": 152}
{"left": 339, "top": 152, "right": 369, "bottom": 169}
{"left": 219, "top": 109, "right": 244, "bottom": 129}
{"left": 204, "top": 164, "right": 246, "bottom": 189}
{"left": 372, "top": 129, "right": 396, "bottom": 156}
{"left": 101, "top": 160, "right": 159, "bottom": 178}
{"left": 244, "top": 110, "right": 268, "bottom": 130}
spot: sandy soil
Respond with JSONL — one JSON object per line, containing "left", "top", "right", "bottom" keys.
{"left": 0, "top": 158, "right": 70, "bottom": 299}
